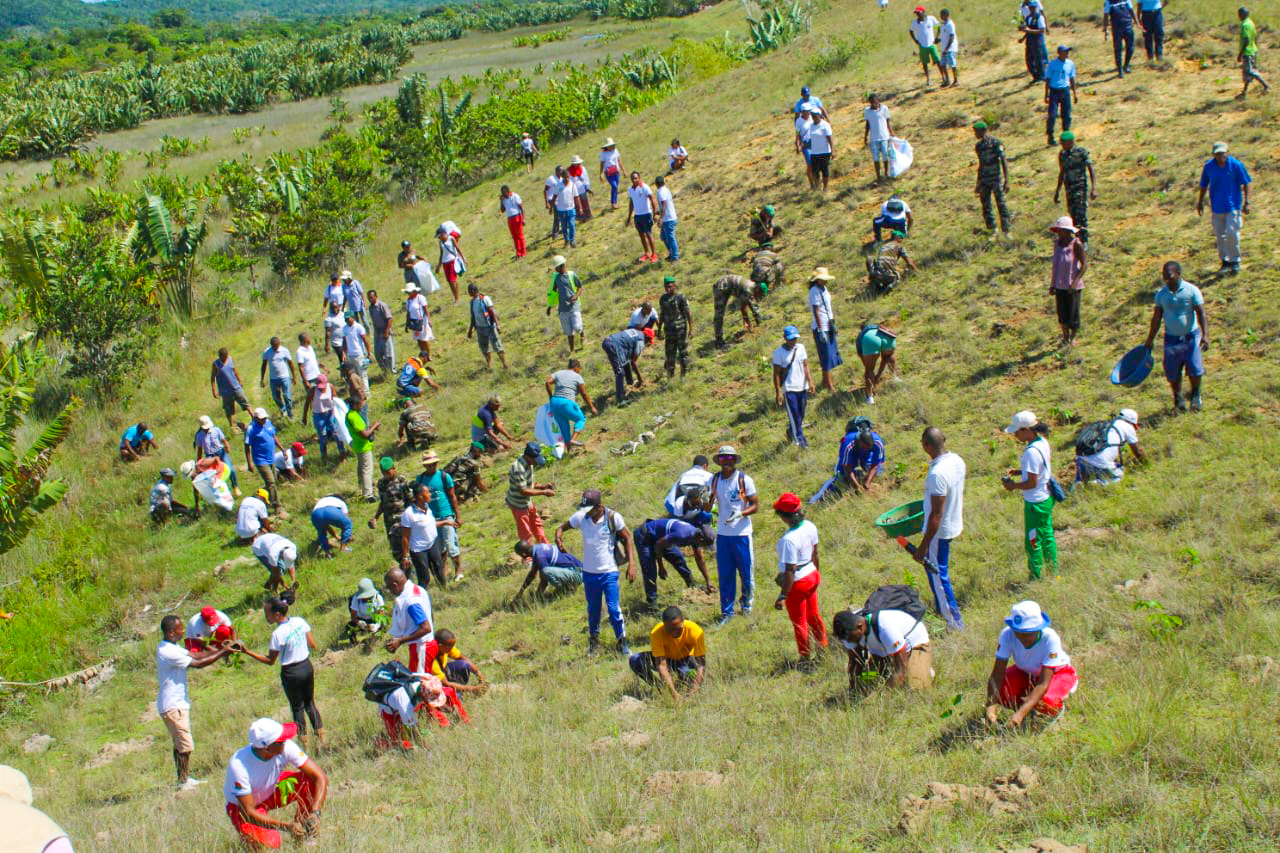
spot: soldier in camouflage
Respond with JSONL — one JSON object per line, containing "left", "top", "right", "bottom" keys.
{"left": 444, "top": 442, "right": 488, "bottom": 503}
{"left": 713, "top": 274, "right": 767, "bottom": 347}
{"left": 369, "top": 457, "right": 414, "bottom": 562}
{"left": 397, "top": 397, "right": 437, "bottom": 451}
{"left": 973, "top": 121, "right": 1012, "bottom": 234}
{"left": 1053, "top": 131, "right": 1096, "bottom": 248}
{"left": 656, "top": 275, "right": 693, "bottom": 377}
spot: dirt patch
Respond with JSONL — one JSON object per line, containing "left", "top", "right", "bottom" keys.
{"left": 214, "top": 555, "right": 256, "bottom": 577}
{"left": 590, "top": 730, "right": 653, "bottom": 753}
{"left": 86, "top": 736, "right": 155, "bottom": 769}
{"left": 486, "top": 641, "right": 532, "bottom": 665}
{"left": 471, "top": 612, "right": 498, "bottom": 634}
{"left": 1055, "top": 526, "right": 1113, "bottom": 548}
{"left": 139, "top": 702, "right": 160, "bottom": 724}
{"left": 1178, "top": 58, "right": 1206, "bottom": 73}
{"left": 644, "top": 770, "right": 726, "bottom": 796}
{"left": 591, "top": 824, "right": 661, "bottom": 846}
{"left": 22, "top": 734, "right": 54, "bottom": 754}
{"left": 1002, "top": 840, "right": 1088, "bottom": 853}
{"left": 1113, "top": 571, "right": 1156, "bottom": 594}
{"left": 681, "top": 586, "right": 719, "bottom": 607}
{"left": 609, "top": 696, "right": 647, "bottom": 715}
{"left": 1230, "top": 655, "right": 1278, "bottom": 685}
{"left": 898, "top": 766, "right": 1039, "bottom": 835}
{"left": 315, "top": 648, "right": 351, "bottom": 668}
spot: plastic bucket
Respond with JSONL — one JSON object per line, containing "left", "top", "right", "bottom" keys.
{"left": 874, "top": 500, "right": 924, "bottom": 537}
{"left": 1110, "top": 345, "right": 1153, "bottom": 387}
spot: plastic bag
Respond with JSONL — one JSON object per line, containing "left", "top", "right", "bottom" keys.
{"left": 887, "top": 137, "right": 914, "bottom": 178}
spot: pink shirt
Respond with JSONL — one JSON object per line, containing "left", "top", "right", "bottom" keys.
{"left": 1051, "top": 238, "right": 1085, "bottom": 291}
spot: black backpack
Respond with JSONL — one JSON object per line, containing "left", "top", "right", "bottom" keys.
{"left": 863, "top": 584, "right": 926, "bottom": 650}
{"left": 362, "top": 660, "right": 417, "bottom": 704}
{"left": 1074, "top": 420, "right": 1118, "bottom": 456}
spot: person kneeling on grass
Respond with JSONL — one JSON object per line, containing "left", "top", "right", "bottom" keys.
{"left": 1074, "top": 407, "right": 1145, "bottom": 486}
{"left": 985, "top": 600, "right": 1078, "bottom": 728}
{"left": 185, "top": 606, "right": 235, "bottom": 652}
{"left": 831, "top": 605, "right": 933, "bottom": 691}
{"left": 630, "top": 606, "right": 706, "bottom": 702}
{"left": 430, "top": 629, "right": 488, "bottom": 695}
{"left": 120, "top": 421, "right": 158, "bottom": 462}
{"left": 365, "top": 661, "right": 467, "bottom": 752}
{"left": 514, "top": 539, "right": 585, "bottom": 598}
{"left": 223, "top": 718, "right": 328, "bottom": 848}
{"left": 344, "top": 577, "right": 386, "bottom": 641}
{"left": 252, "top": 531, "right": 299, "bottom": 595}
{"left": 151, "top": 467, "right": 195, "bottom": 524}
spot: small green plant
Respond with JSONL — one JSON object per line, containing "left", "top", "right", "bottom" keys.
{"left": 1047, "top": 405, "right": 1076, "bottom": 424}
{"left": 1241, "top": 329, "right": 1258, "bottom": 345}
{"left": 940, "top": 693, "right": 963, "bottom": 719}
{"left": 1179, "top": 547, "right": 1201, "bottom": 567}
{"left": 1134, "top": 600, "right": 1183, "bottom": 640}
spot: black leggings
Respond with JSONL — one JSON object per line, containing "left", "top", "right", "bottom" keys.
{"left": 280, "top": 659, "right": 322, "bottom": 734}
{"left": 408, "top": 537, "right": 446, "bottom": 587}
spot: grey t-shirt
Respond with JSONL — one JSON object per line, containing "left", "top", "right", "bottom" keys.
{"left": 551, "top": 369, "right": 585, "bottom": 400}
{"left": 553, "top": 272, "right": 580, "bottom": 313}
{"left": 368, "top": 300, "right": 392, "bottom": 334}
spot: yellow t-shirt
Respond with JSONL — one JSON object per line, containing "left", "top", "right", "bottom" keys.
{"left": 430, "top": 645, "right": 463, "bottom": 679}
{"left": 649, "top": 621, "right": 706, "bottom": 660}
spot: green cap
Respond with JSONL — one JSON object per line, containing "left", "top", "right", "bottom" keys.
{"left": 379, "top": 456, "right": 394, "bottom": 471}
{"left": 762, "top": 204, "right": 775, "bottom": 215}
{"left": 663, "top": 275, "right": 676, "bottom": 284}
{"left": 891, "top": 229, "right": 906, "bottom": 238}
{"left": 1059, "top": 131, "right": 1075, "bottom": 141}
{"left": 972, "top": 120, "right": 987, "bottom": 130}
{"left": 470, "top": 440, "right": 486, "bottom": 450}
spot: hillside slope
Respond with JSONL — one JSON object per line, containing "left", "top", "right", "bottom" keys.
{"left": 2, "top": 1, "right": 1279, "bottom": 851}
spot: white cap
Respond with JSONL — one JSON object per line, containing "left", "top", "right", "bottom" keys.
{"left": 252, "top": 407, "right": 269, "bottom": 419}
{"left": 198, "top": 415, "right": 214, "bottom": 431}
{"left": 340, "top": 269, "right": 353, "bottom": 279}
{"left": 179, "top": 459, "right": 196, "bottom": 478}
{"left": 552, "top": 255, "right": 567, "bottom": 268}
{"left": 247, "top": 718, "right": 297, "bottom": 749}
{"left": 1005, "top": 600, "right": 1050, "bottom": 632}
{"left": 1119, "top": 408, "right": 1139, "bottom": 426}
{"left": 1004, "top": 410, "right": 1037, "bottom": 433}
{"left": 0, "top": 766, "right": 33, "bottom": 805}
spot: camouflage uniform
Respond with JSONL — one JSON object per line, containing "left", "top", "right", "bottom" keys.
{"left": 398, "top": 402, "right": 437, "bottom": 450}
{"left": 658, "top": 290, "right": 691, "bottom": 375}
{"left": 375, "top": 473, "right": 414, "bottom": 561}
{"left": 866, "top": 241, "right": 911, "bottom": 292}
{"left": 713, "top": 275, "right": 764, "bottom": 345}
{"left": 751, "top": 250, "right": 784, "bottom": 289}
{"left": 444, "top": 453, "right": 483, "bottom": 502}
{"left": 1059, "top": 145, "right": 1092, "bottom": 246}
{"left": 975, "top": 135, "right": 1011, "bottom": 232}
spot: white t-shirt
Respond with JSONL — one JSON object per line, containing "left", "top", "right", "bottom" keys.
{"left": 553, "top": 179, "right": 577, "bottom": 212}
{"left": 880, "top": 197, "right": 912, "bottom": 218}
{"left": 390, "top": 582, "right": 434, "bottom": 646}
{"left": 379, "top": 684, "right": 419, "bottom": 725}
{"left": 349, "top": 591, "right": 385, "bottom": 620}
{"left": 569, "top": 507, "right": 625, "bottom": 574}
{"left": 185, "top": 610, "right": 231, "bottom": 641}
{"left": 273, "top": 449, "right": 303, "bottom": 472}
{"left": 665, "top": 466, "right": 714, "bottom": 508}
{"left": 668, "top": 144, "right": 687, "bottom": 161}
{"left": 544, "top": 175, "right": 558, "bottom": 203}
{"left": 996, "top": 626, "right": 1070, "bottom": 676}
{"left": 656, "top": 186, "right": 677, "bottom": 223}
{"left": 296, "top": 345, "right": 320, "bottom": 382}
{"left": 252, "top": 532, "right": 296, "bottom": 568}
{"left": 236, "top": 496, "right": 269, "bottom": 539}
{"left": 341, "top": 322, "right": 368, "bottom": 359}
{"left": 405, "top": 293, "right": 427, "bottom": 324}
{"left": 400, "top": 504, "right": 439, "bottom": 553}
{"left": 268, "top": 617, "right": 312, "bottom": 667}
{"left": 866, "top": 609, "right": 930, "bottom": 657}
{"left": 521, "top": 137, "right": 535, "bottom": 153}
{"left": 155, "top": 641, "right": 193, "bottom": 714}
{"left": 864, "top": 105, "right": 891, "bottom": 143}
{"left": 795, "top": 115, "right": 812, "bottom": 144}
{"left": 923, "top": 451, "right": 966, "bottom": 540}
{"left": 502, "top": 192, "right": 523, "bottom": 218}
{"left": 326, "top": 283, "right": 344, "bottom": 307}
{"left": 1019, "top": 437, "right": 1051, "bottom": 504}
{"left": 808, "top": 285, "right": 834, "bottom": 332}
{"left": 628, "top": 184, "right": 654, "bottom": 216}
{"left": 911, "top": 15, "right": 940, "bottom": 47}
{"left": 262, "top": 346, "right": 292, "bottom": 381}
{"left": 1078, "top": 419, "right": 1139, "bottom": 472}
{"left": 713, "top": 470, "right": 757, "bottom": 536}
{"left": 314, "top": 495, "right": 348, "bottom": 515}
{"left": 807, "top": 120, "right": 833, "bottom": 156}
{"left": 600, "top": 149, "right": 621, "bottom": 173}
{"left": 777, "top": 519, "right": 819, "bottom": 580}
{"left": 628, "top": 306, "right": 658, "bottom": 329}
{"left": 324, "top": 314, "right": 344, "bottom": 349}
{"left": 938, "top": 18, "right": 958, "bottom": 52}
{"left": 438, "top": 237, "right": 461, "bottom": 264}
{"left": 224, "top": 740, "right": 308, "bottom": 806}
{"left": 771, "top": 343, "right": 809, "bottom": 393}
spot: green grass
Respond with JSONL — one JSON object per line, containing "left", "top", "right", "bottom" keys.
{"left": 3, "top": 0, "right": 1280, "bottom": 850}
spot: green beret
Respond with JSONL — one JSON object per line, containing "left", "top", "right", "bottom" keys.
{"left": 379, "top": 456, "right": 394, "bottom": 471}
{"left": 972, "top": 120, "right": 988, "bottom": 130}
{"left": 1059, "top": 131, "right": 1075, "bottom": 141}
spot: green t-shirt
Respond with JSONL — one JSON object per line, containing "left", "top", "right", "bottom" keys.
{"left": 1241, "top": 17, "right": 1258, "bottom": 56}
{"left": 346, "top": 409, "right": 372, "bottom": 453}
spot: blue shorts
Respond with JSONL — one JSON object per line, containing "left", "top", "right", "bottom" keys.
{"left": 440, "top": 522, "right": 460, "bottom": 558}
{"left": 869, "top": 139, "right": 891, "bottom": 164}
{"left": 941, "top": 50, "right": 957, "bottom": 68}
{"left": 633, "top": 213, "right": 653, "bottom": 234}
{"left": 1163, "top": 331, "right": 1204, "bottom": 381}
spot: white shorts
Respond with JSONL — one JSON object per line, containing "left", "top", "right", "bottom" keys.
{"left": 559, "top": 306, "right": 584, "bottom": 335}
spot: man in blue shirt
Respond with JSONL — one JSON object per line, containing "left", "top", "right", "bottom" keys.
{"left": 340, "top": 271, "right": 365, "bottom": 324}
{"left": 1102, "top": 0, "right": 1137, "bottom": 75}
{"left": 1044, "top": 45, "right": 1078, "bottom": 145}
{"left": 119, "top": 422, "right": 157, "bottom": 462}
{"left": 470, "top": 395, "right": 513, "bottom": 453}
{"left": 514, "top": 540, "right": 584, "bottom": 597}
{"left": 632, "top": 518, "right": 715, "bottom": 606}
{"left": 1196, "top": 141, "right": 1252, "bottom": 274}
{"left": 244, "top": 407, "right": 286, "bottom": 511}
{"left": 210, "top": 348, "right": 251, "bottom": 431}
{"left": 601, "top": 327, "right": 652, "bottom": 408}
{"left": 1143, "top": 261, "right": 1209, "bottom": 412}
{"left": 1138, "top": 0, "right": 1164, "bottom": 61}
{"left": 794, "top": 86, "right": 826, "bottom": 120}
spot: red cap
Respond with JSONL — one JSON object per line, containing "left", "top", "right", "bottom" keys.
{"left": 642, "top": 327, "right": 656, "bottom": 344}
{"left": 201, "top": 606, "right": 217, "bottom": 624}
{"left": 914, "top": 4, "right": 925, "bottom": 10}
{"left": 772, "top": 492, "right": 802, "bottom": 513}
{"left": 278, "top": 722, "right": 298, "bottom": 742}
{"left": 291, "top": 441, "right": 307, "bottom": 456}
{"left": 213, "top": 624, "right": 233, "bottom": 642}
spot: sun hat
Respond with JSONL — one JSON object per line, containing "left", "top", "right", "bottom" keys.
{"left": 772, "top": 492, "right": 802, "bottom": 513}
{"left": 714, "top": 444, "right": 740, "bottom": 462}
{"left": 379, "top": 456, "right": 394, "bottom": 471}
{"left": 973, "top": 120, "right": 987, "bottom": 129}
{"left": 252, "top": 407, "right": 268, "bottom": 419}
{"left": 420, "top": 450, "right": 440, "bottom": 466}
{"left": 1211, "top": 141, "right": 1228, "bottom": 154}
{"left": 602, "top": 137, "right": 616, "bottom": 148}
{"left": 1049, "top": 215, "right": 1077, "bottom": 233}
{"left": 569, "top": 154, "right": 584, "bottom": 165}
{"left": 291, "top": 441, "right": 306, "bottom": 456}
{"left": 200, "top": 606, "right": 218, "bottom": 624}
{"left": 579, "top": 488, "right": 603, "bottom": 507}
{"left": 179, "top": 459, "right": 196, "bottom": 478}
{"left": 198, "top": 415, "right": 214, "bottom": 430}
{"left": 159, "top": 467, "right": 175, "bottom": 478}
{"left": 783, "top": 324, "right": 800, "bottom": 341}
{"left": 255, "top": 488, "right": 269, "bottom": 501}
{"left": 340, "top": 270, "right": 353, "bottom": 280}
{"left": 552, "top": 255, "right": 567, "bottom": 269}
{"left": 1119, "top": 408, "right": 1140, "bottom": 426}
{"left": 0, "top": 766, "right": 33, "bottom": 805}
{"left": 402, "top": 282, "right": 421, "bottom": 293}
{"left": 1005, "top": 600, "right": 1050, "bottom": 632}
{"left": 810, "top": 267, "right": 835, "bottom": 283}
{"left": 1004, "top": 410, "right": 1037, "bottom": 433}
{"left": 356, "top": 578, "right": 378, "bottom": 600}
{"left": 248, "top": 718, "right": 297, "bottom": 749}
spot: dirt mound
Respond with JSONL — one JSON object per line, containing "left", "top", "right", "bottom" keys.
{"left": 1230, "top": 655, "right": 1277, "bottom": 685}
{"left": 644, "top": 770, "right": 726, "bottom": 796}
{"left": 898, "top": 766, "right": 1039, "bottom": 835}
{"left": 591, "top": 824, "right": 661, "bottom": 846}
{"left": 1002, "top": 840, "right": 1088, "bottom": 853}
{"left": 609, "top": 696, "right": 646, "bottom": 714}
{"left": 22, "top": 734, "right": 54, "bottom": 754}
{"left": 589, "top": 730, "right": 653, "bottom": 753}
{"left": 1055, "top": 526, "right": 1113, "bottom": 548}
{"left": 86, "top": 736, "right": 155, "bottom": 769}
{"left": 681, "top": 586, "right": 719, "bottom": 607}
{"left": 1113, "top": 571, "right": 1156, "bottom": 594}
{"left": 213, "top": 555, "right": 256, "bottom": 577}
{"left": 486, "top": 642, "right": 533, "bottom": 665}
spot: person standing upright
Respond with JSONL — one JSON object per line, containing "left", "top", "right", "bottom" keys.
{"left": 656, "top": 276, "right": 693, "bottom": 379}
{"left": 1048, "top": 216, "right": 1087, "bottom": 347}
{"left": 795, "top": 104, "right": 815, "bottom": 188}
{"left": 1196, "top": 141, "right": 1252, "bottom": 274}
{"left": 909, "top": 7, "right": 944, "bottom": 86}
{"left": 1044, "top": 45, "right": 1078, "bottom": 146}
{"left": 520, "top": 131, "right": 538, "bottom": 171}
{"left": 345, "top": 398, "right": 380, "bottom": 503}
{"left": 1103, "top": 0, "right": 1137, "bottom": 75}
{"left": 507, "top": 442, "right": 553, "bottom": 553}
{"left": 625, "top": 172, "right": 659, "bottom": 263}
{"left": 340, "top": 271, "right": 365, "bottom": 325}
{"left": 466, "top": 283, "right": 509, "bottom": 370}
{"left": 771, "top": 493, "right": 828, "bottom": 664}
{"left": 211, "top": 348, "right": 251, "bottom": 431}
{"left": 772, "top": 325, "right": 814, "bottom": 448}
{"left": 367, "top": 290, "right": 394, "bottom": 375}
{"left": 807, "top": 268, "right": 841, "bottom": 393}
{"left": 157, "top": 614, "right": 236, "bottom": 791}
{"left": 973, "top": 121, "right": 1012, "bottom": 235}
{"left": 244, "top": 408, "right": 285, "bottom": 513}
{"left": 546, "top": 255, "right": 585, "bottom": 353}
{"left": 1143, "top": 261, "right": 1208, "bottom": 412}
{"left": 863, "top": 94, "right": 895, "bottom": 184}
{"left": 556, "top": 489, "right": 636, "bottom": 657}
{"left": 806, "top": 110, "right": 834, "bottom": 193}
{"left": 1020, "top": 0, "right": 1049, "bottom": 81}
{"left": 709, "top": 446, "right": 759, "bottom": 627}
{"left": 499, "top": 185, "right": 526, "bottom": 258}
{"left": 913, "top": 426, "right": 966, "bottom": 630}
{"left": 238, "top": 598, "right": 326, "bottom": 751}
{"left": 1138, "top": 0, "right": 1165, "bottom": 62}
{"left": 259, "top": 337, "right": 296, "bottom": 422}
{"left": 552, "top": 166, "right": 579, "bottom": 249}
{"left": 1053, "top": 131, "right": 1096, "bottom": 248}
{"left": 1002, "top": 411, "right": 1058, "bottom": 581}
{"left": 1238, "top": 7, "right": 1271, "bottom": 96}
{"left": 654, "top": 175, "right": 680, "bottom": 262}
{"left": 938, "top": 9, "right": 959, "bottom": 85}
{"left": 599, "top": 138, "right": 624, "bottom": 210}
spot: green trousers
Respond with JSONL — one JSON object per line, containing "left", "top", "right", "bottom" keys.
{"left": 1023, "top": 497, "right": 1058, "bottom": 579}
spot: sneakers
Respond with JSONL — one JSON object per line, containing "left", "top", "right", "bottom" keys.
{"left": 617, "top": 640, "right": 632, "bottom": 657}
{"left": 1190, "top": 392, "right": 1203, "bottom": 412}
{"left": 177, "top": 778, "right": 206, "bottom": 792}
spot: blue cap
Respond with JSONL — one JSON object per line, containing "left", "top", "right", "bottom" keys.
{"left": 783, "top": 325, "right": 800, "bottom": 341}
{"left": 801, "top": 86, "right": 811, "bottom": 96}
{"left": 524, "top": 440, "right": 542, "bottom": 457}
{"left": 1057, "top": 44, "right": 1071, "bottom": 52}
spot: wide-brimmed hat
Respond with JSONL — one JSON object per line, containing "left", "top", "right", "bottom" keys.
{"left": 198, "top": 415, "right": 213, "bottom": 431}
{"left": 252, "top": 407, "right": 268, "bottom": 419}
{"left": 159, "top": 467, "right": 175, "bottom": 478}
{"left": 552, "top": 255, "right": 567, "bottom": 269}
{"left": 810, "top": 267, "right": 835, "bottom": 283}
{"left": 356, "top": 578, "right": 378, "bottom": 600}
{"left": 180, "top": 460, "right": 196, "bottom": 478}
{"left": 1004, "top": 410, "right": 1037, "bottom": 433}
{"left": 601, "top": 137, "right": 616, "bottom": 148}
{"left": 1005, "top": 600, "right": 1050, "bottom": 632}
{"left": 340, "top": 270, "right": 353, "bottom": 280}
{"left": 1049, "top": 215, "right": 1077, "bottom": 233}
{"left": 420, "top": 450, "right": 440, "bottom": 466}
{"left": 714, "top": 445, "right": 740, "bottom": 462}
{"left": 402, "top": 282, "right": 421, "bottom": 293}
{"left": 569, "top": 155, "right": 584, "bottom": 165}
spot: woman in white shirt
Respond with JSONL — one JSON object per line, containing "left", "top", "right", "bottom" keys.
{"left": 239, "top": 597, "right": 326, "bottom": 749}
{"left": 985, "top": 600, "right": 1077, "bottom": 726}
{"left": 771, "top": 492, "right": 828, "bottom": 662}
{"left": 309, "top": 375, "right": 346, "bottom": 462}
{"left": 598, "top": 138, "right": 624, "bottom": 209}
{"left": 402, "top": 283, "right": 433, "bottom": 360}
{"left": 1001, "top": 410, "right": 1058, "bottom": 580}
{"left": 668, "top": 138, "right": 688, "bottom": 171}
{"left": 433, "top": 228, "right": 465, "bottom": 304}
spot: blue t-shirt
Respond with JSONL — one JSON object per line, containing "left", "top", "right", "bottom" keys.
{"left": 532, "top": 544, "right": 583, "bottom": 571}
{"left": 194, "top": 426, "right": 226, "bottom": 456}
{"left": 120, "top": 424, "right": 153, "bottom": 449}
{"left": 1155, "top": 281, "right": 1204, "bottom": 337}
{"left": 212, "top": 357, "right": 242, "bottom": 395}
{"left": 605, "top": 329, "right": 646, "bottom": 360}
{"left": 640, "top": 517, "right": 700, "bottom": 546}
{"left": 1138, "top": 0, "right": 1160, "bottom": 11}
{"left": 840, "top": 431, "right": 886, "bottom": 474}
{"left": 342, "top": 280, "right": 364, "bottom": 312}
{"left": 397, "top": 363, "right": 419, "bottom": 390}
{"left": 1046, "top": 58, "right": 1076, "bottom": 89}
{"left": 416, "top": 469, "right": 456, "bottom": 519}
{"left": 1199, "top": 157, "right": 1251, "bottom": 214}
{"left": 245, "top": 420, "right": 278, "bottom": 467}
{"left": 471, "top": 406, "right": 495, "bottom": 443}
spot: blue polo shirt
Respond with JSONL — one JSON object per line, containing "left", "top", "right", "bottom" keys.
{"left": 531, "top": 544, "right": 582, "bottom": 571}
{"left": 1046, "top": 58, "right": 1076, "bottom": 89}
{"left": 1199, "top": 157, "right": 1251, "bottom": 214}
{"left": 415, "top": 469, "right": 456, "bottom": 519}
{"left": 245, "top": 420, "right": 278, "bottom": 467}
{"left": 840, "top": 431, "right": 886, "bottom": 474}
{"left": 639, "top": 518, "right": 700, "bottom": 546}
{"left": 1154, "top": 280, "right": 1204, "bottom": 337}
{"left": 120, "top": 424, "right": 153, "bottom": 449}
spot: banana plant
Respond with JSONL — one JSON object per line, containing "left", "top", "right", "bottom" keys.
{"left": 130, "top": 193, "right": 208, "bottom": 318}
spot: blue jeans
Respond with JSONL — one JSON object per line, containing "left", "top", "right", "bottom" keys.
{"left": 269, "top": 376, "right": 293, "bottom": 419}
{"left": 1110, "top": 22, "right": 1135, "bottom": 70}
{"left": 783, "top": 390, "right": 808, "bottom": 447}
{"left": 212, "top": 447, "right": 238, "bottom": 490}
{"left": 659, "top": 219, "right": 679, "bottom": 260}
{"left": 556, "top": 209, "right": 576, "bottom": 246}
{"left": 310, "top": 505, "right": 352, "bottom": 552}
{"left": 715, "top": 534, "right": 754, "bottom": 617}
{"left": 548, "top": 396, "right": 586, "bottom": 444}
{"left": 634, "top": 527, "right": 694, "bottom": 602}
{"left": 606, "top": 171, "right": 620, "bottom": 205}
{"left": 582, "top": 571, "right": 626, "bottom": 640}
{"left": 1047, "top": 87, "right": 1072, "bottom": 138}
{"left": 312, "top": 412, "right": 338, "bottom": 459}
{"left": 925, "top": 538, "right": 964, "bottom": 630}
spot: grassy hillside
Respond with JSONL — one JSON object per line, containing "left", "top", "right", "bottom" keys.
{"left": 2, "top": 0, "right": 1279, "bottom": 850}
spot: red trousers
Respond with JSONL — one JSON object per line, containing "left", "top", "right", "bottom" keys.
{"left": 785, "top": 570, "right": 828, "bottom": 657}
{"left": 225, "top": 770, "right": 315, "bottom": 849}
{"left": 507, "top": 215, "right": 526, "bottom": 257}
{"left": 511, "top": 505, "right": 547, "bottom": 545}
{"left": 997, "top": 664, "right": 1078, "bottom": 714}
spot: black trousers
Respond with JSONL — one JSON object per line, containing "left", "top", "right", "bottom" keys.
{"left": 408, "top": 537, "right": 446, "bottom": 587}
{"left": 280, "top": 659, "right": 322, "bottom": 734}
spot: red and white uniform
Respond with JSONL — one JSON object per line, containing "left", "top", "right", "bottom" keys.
{"left": 390, "top": 583, "right": 435, "bottom": 674}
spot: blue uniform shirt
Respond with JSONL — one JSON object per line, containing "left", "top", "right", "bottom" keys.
{"left": 640, "top": 518, "right": 700, "bottom": 546}
{"left": 1155, "top": 280, "right": 1204, "bottom": 337}
{"left": 1199, "top": 157, "right": 1251, "bottom": 214}
{"left": 1045, "top": 58, "right": 1076, "bottom": 89}
{"left": 245, "top": 420, "right": 278, "bottom": 467}
{"left": 839, "top": 431, "right": 886, "bottom": 474}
